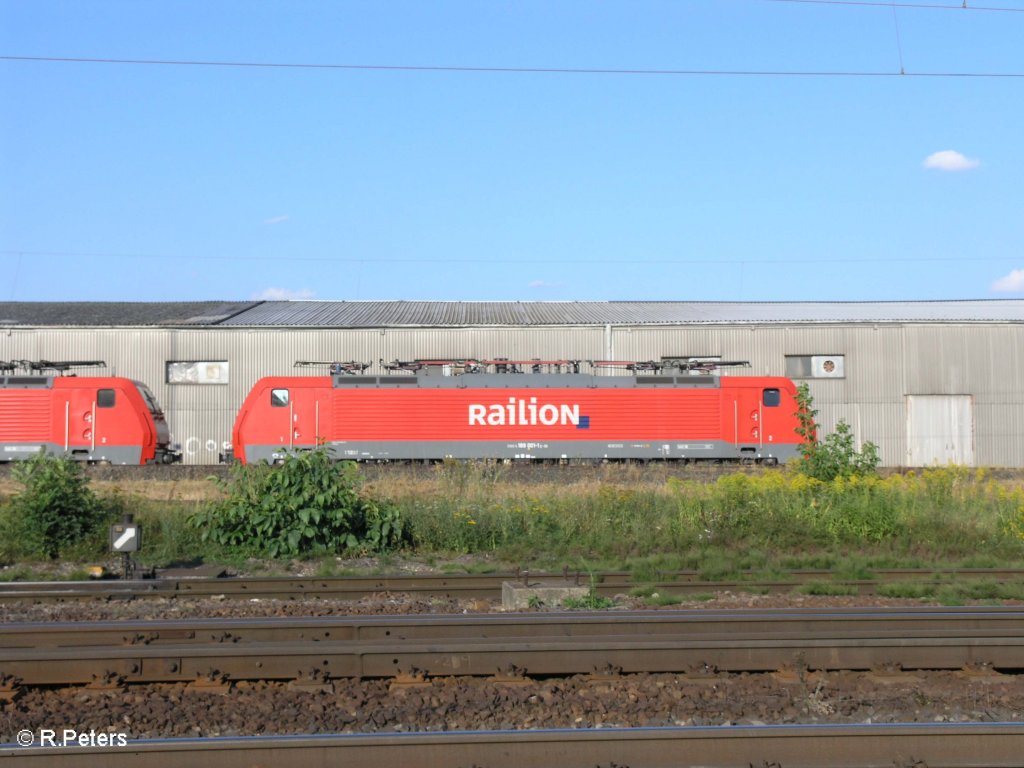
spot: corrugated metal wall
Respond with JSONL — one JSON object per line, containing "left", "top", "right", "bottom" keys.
{"left": 3, "top": 322, "right": 1022, "bottom": 466}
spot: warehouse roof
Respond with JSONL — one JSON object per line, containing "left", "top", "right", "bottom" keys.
{"left": 2, "top": 300, "right": 1024, "bottom": 328}
{"left": 0, "top": 302, "right": 259, "bottom": 327}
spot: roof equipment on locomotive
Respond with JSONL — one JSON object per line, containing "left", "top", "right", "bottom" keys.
{"left": 295, "top": 360, "right": 372, "bottom": 375}
{"left": 1, "top": 359, "right": 108, "bottom": 375}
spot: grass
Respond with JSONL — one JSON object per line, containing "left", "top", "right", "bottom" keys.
{"left": 735, "top": 585, "right": 771, "bottom": 596}
{"left": 796, "top": 582, "right": 860, "bottom": 597}
{"left": 644, "top": 593, "right": 685, "bottom": 606}
{"left": 0, "top": 565, "right": 36, "bottom": 582}
{"left": 562, "top": 590, "right": 617, "bottom": 610}
{"left": 3, "top": 465, "right": 1024, "bottom": 591}
{"left": 877, "top": 582, "right": 937, "bottom": 599}
{"left": 378, "top": 466, "right": 1024, "bottom": 564}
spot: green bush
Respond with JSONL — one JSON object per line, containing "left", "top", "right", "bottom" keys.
{"left": 794, "top": 383, "right": 880, "bottom": 481}
{"left": 189, "top": 448, "right": 404, "bottom": 557}
{"left": 3, "top": 454, "right": 108, "bottom": 558}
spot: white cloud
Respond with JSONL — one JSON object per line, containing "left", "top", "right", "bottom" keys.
{"left": 922, "top": 150, "right": 979, "bottom": 172}
{"left": 251, "top": 287, "right": 315, "bottom": 300}
{"left": 528, "top": 279, "right": 563, "bottom": 289}
{"left": 263, "top": 215, "right": 289, "bottom": 225}
{"left": 991, "top": 269, "right": 1024, "bottom": 293}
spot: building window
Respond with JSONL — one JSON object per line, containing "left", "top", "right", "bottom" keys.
{"left": 785, "top": 355, "right": 845, "bottom": 379}
{"left": 166, "top": 361, "right": 229, "bottom": 385}
{"left": 97, "top": 389, "right": 116, "bottom": 408}
{"left": 271, "top": 389, "right": 289, "bottom": 407}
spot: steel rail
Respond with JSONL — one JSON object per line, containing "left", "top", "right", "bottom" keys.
{"left": 1, "top": 567, "right": 1021, "bottom": 602}
{"left": 4, "top": 636, "right": 1020, "bottom": 684}
{"left": 3, "top": 613, "right": 1023, "bottom": 684}
{"left": 3, "top": 724, "right": 1024, "bottom": 768}
{"left": 2, "top": 606, "right": 1024, "bottom": 649}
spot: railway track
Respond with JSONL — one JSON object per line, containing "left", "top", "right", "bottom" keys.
{"left": 1, "top": 567, "right": 1021, "bottom": 602}
{"left": 3, "top": 608, "right": 1022, "bottom": 686}
{"left": 5, "top": 724, "right": 1024, "bottom": 767}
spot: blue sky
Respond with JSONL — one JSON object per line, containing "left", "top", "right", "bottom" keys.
{"left": 2, "top": 1, "right": 1022, "bottom": 303}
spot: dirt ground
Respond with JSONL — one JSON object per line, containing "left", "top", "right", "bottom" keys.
{"left": 1, "top": 587, "right": 1021, "bottom": 739}
{"left": 2, "top": 668, "right": 1020, "bottom": 740}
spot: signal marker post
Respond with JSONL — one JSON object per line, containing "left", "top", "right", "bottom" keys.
{"left": 110, "top": 513, "right": 142, "bottom": 580}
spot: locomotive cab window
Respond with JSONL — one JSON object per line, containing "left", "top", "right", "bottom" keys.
{"left": 137, "top": 385, "right": 162, "bottom": 415}
{"left": 270, "top": 389, "right": 289, "bottom": 407}
{"left": 762, "top": 388, "right": 781, "bottom": 407}
{"left": 97, "top": 389, "right": 116, "bottom": 408}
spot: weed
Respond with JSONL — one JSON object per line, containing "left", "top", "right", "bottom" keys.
{"left": 831, "top": 558, "right": 877, "bottom": 581}
{"left": 876, "top": 582, "right": 936, "bottom": 599}
{"left": 562, "top": 590, "right": 617, "bottom": 610}
{"left": 0, "top": 565, "right": 35, "bottom": 582}
{"left": 796, "top": 582, "right": 859, "bottom": 596}
{"left": 794, "top": 383, "right": 880, "bottom": 481}
{"left": 313, "top": 559, "right": 357, "bottom": 577}
{"left": 936, "top": 586, "right": 966, "bottom": 606}
{"left": 2, "top": 455, "right": 109, "bottom": 559}
{"left": 736, "top": 585, "right": 771, "bottom": 596}
{"left": 630, "top": 586, "right": 657, "bottom": 598}
{"left": 644, "top": 592, "right": 684, "bottom": 606}
{"left": 189, "top": 448, "right": 404, "bottom": 558}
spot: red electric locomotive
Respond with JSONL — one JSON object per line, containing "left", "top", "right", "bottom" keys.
{"left": 0, "top": 360, "right": 181, "bottom": 465}
{"left": 230, "top": 358, "right": 803, "bottom": 465}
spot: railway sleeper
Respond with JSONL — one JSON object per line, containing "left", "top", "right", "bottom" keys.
{"left": 867, "top": 662, "right": 925, "bottom": 685}
{"left": 487, "top": 663, "right": 531, "bottom": 685}
{"left": 86, "top": 670, "right": 126, "bottom": 691}
{"left": 771, "top": 667, "right": 826, "bottom": 686}
{"left": 681, "top": 661, "right": 720, "bottom": 681}
{"left": 585, "top": 663, "right": 624, "bottom": 681}
{"left": 955, "top": 662, "right": 1012, "bottom": 683}
{"left": 389, "top": 668, "right": 431, "bottom": 689}
{"left": 0, "top": 673, "right": 22, "bottom": 702}
{"left": 288, "top": 666, "right": 335, "bottom": 693}
{"left": 185, "top": 670, "right": 231, "bottom": 695}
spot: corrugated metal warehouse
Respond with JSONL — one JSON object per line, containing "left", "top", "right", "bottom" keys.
{"left": 2, "top": 299, "right": 1023, "bottom": 467}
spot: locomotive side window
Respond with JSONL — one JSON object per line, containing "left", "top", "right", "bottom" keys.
{"left": 137, "top": 385, "right": 163, "bottom": 414}
{"left": 271, "top": 388, "right": 289, "bottom": 407}
{"left": 762, "top": 388, "right": 780, "bottom": 407}
{"left": 97, "top": 389, "right": 116, "bottom": 408}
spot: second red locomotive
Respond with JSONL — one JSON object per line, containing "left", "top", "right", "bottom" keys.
{"left": 230, "top": 359, "right": 803, "bottom": 465}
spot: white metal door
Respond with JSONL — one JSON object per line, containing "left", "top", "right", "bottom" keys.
{"left": 906, "top": 395, "right": 974, "bottom": 466}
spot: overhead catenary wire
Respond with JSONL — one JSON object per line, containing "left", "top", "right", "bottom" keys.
{"left": 890, "top": 2, "right": 907, "bottom": 75}
{"left": 2, "top": 55, "right": 1024, "bottom": 78}
{"left": 0, "top": 250, "right": 1018, "bottom": 266}
{"left": 758, "top": 0, "right": 1024, "bottom": 11}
